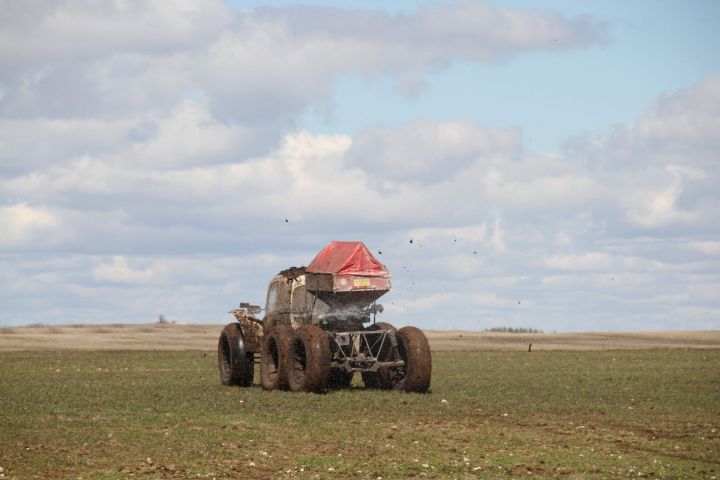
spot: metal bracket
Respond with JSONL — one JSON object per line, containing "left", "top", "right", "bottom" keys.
{"left": 329, "top": 330, "right": 404, "bottom": 372}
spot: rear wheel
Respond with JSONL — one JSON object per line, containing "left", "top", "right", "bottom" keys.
{"left": 260, "top": 325, "right": 292, "bottom": 390}
{"left": 362, "top": 322, "right": 395, "bottom": 389}
{"left": 287, "top": 324, "right": 331, "bottom": 393}
{"left": 392, "top": 326, "right": 431, "bottom": 393}
{"left": 218, "top": 323, "right": 254, "bottom": 387}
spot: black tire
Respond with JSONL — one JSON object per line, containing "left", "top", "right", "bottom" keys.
{"left": 393, "top": 326, "right": 432, "bottom": 393}
{"left": 260, "top": 325, "right": 292, "bottom": 390}
{"left": 287, "top": 324, "right": 331, "bottom": 393}
{"left": 218, "top": 323, "right": 254, "bottom": 387}
{"left": 327, "top": 367, "right": 353, "bottom": 389}
{"left": 362, "top": 322, "right": 395, "bottom": 389}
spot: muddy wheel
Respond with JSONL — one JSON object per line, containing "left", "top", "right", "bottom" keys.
{"left": 260, "top": 325, "right": 293, "bottom": 390}
{"left": 287, "top": 324, "right": 330, "bottom": 393}
{"left": 218, "top": 323, "right": 254, "bottom": 387}
{"left": 362, "top": 322, "right": 395, "bottom": 389}
{"left": 328, "top": 368, "right": 353, "bottom": 389}
{"left": 393, "top": 326, "right": 431, "bottom": 393}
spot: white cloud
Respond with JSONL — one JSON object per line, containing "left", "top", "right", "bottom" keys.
{"left": 345, "top": 120, "right": 521, "bottom": 183}
{"left": 689, "top": 241, "right": 720, "bottom": 255}
{"left": 575, "top": 75, "right": 720, "bottom": 235}
{"left": 0, "top": 202, "right": 61, "bottom": 247}
{"left": 0, "top": 3, "right": 717, "bottom": 331}
{"left": 0, "top": 115, "right": 137, "bottom": 173}
{"left": 197, "top": 2, "right": 603, "bottom": 119}
{"left": 623, "top": 180, "right": 695, "bottom": 228}
{"left": 0, "top": 0, "right": 604, "bottom": 123}
{"left": 2, "top": 72, "right": 719, "bottom": 329}
{"left": 93, "top": 256, "right": 153, "bottom": 284}
{"left": 0, "top": 1, "right": 232, "bottom": 65}
{"left": 541, "top": 252, "right": 615, "bottom": 271}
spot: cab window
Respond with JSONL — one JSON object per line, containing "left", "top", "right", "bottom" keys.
{"left": 266, "top": 282, "right": 279, "bottom": 314}
{"left": 291, "top": 285, "right": 309, "bottom": 313}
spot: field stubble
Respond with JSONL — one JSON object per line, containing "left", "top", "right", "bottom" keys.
{"left": 1, "top": 343, "right": 719, "bottom": 479}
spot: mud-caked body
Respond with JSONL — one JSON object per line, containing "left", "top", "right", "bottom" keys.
{"left": 217, "top": 241, "right": 432, "bottom": 393}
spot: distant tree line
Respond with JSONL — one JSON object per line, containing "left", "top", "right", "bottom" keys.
{"left": 157, "top": 315, "right": 175, "bottom": 324}
{"left": 485, "top": 327, "right": 543, "bottom": 334}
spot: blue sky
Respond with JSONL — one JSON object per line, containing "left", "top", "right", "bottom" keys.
{"left": 0, "top": 1, "right": 718, "bottom": 331}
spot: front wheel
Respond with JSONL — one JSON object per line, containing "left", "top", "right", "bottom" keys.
{"left": 218, "top": 323, "right": 254, "bottom": 387}
{"left": 260, "top": 325, "right": 293, "bottom": 390}
{"left": 287, "top": 324, "right": 330, "bottom": 393}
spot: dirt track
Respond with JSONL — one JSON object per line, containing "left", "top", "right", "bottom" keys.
{"left": 1, "top": 323, "right": 718, "bottom": 352}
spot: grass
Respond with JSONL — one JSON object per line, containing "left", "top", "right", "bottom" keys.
{"left": 1, "top": 349, "right": 719, "bottom": 479}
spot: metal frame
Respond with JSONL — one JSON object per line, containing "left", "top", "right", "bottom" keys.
{"left": 329, "top": 329, "right": 405, "bottom": 373}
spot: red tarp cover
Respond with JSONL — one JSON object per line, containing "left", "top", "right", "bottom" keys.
{"left": 306, "top": 241, "right": 390, "bottom": 278}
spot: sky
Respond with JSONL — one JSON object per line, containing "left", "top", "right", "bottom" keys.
{"left": 1, "top": 1, "right": 719, "bottom": 332}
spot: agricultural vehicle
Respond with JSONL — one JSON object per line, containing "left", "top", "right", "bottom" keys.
{"left": 217, "top": 241, "right": 431, "bottom": 393}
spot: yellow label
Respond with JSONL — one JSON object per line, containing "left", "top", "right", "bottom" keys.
{"left": 353, "top": 278, "right": 371, "bottom": 288}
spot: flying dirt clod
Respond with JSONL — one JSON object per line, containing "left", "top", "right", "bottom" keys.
{"left": 217, "top": 241, "right": 432, "bottom": 393}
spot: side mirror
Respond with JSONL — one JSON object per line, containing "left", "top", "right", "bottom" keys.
{"left": 375, "top": 304, "right": 384, "bottom": 314}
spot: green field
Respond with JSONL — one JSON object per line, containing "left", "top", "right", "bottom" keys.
{"left": 1, "top": 350, "right": 718, "bottom": 479}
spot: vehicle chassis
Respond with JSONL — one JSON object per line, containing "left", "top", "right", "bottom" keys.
{"left": 329, "top": 329, "right": 406, "bottom": 373}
